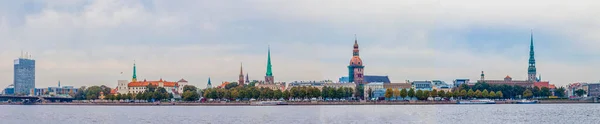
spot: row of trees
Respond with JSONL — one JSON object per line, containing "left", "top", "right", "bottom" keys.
{"left": 74, "top": 84, "right": 201, "bottom": 101}
{"left": 74, "top": 85, "right": 112, "bottom": 100}
{"left": 383, "top": 88, "right": 505, "bottom": 100}
{"left": 105, "top": 84, "right": 173, "bottom": 101}
{"left": 459, "top": 82, "right": 567, "bottom": 98}
{"left": 202, "top": 83, "right": 356, "bottom": 100}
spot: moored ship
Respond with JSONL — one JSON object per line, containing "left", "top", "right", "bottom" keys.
{"left": 457, "top": 99, "right": 496, "bottom": 104}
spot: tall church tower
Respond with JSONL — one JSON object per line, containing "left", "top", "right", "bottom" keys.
{"left": 265, "top": 46, "right": 274, "bottom": 84}
{"left": 348, "top": 36, "right": 365, "bottom": 84}
{"left": 132, "top": 60, "right": 137, "bottom": 82}
{"left": 207, "top": 77, "right": 212, "bottom": 88}
{"left": 527, "top": 31, "right": 537, "bottom": 82}
{"left": 245, "top": 73, "right": 250, "bottom": 84}
{"left": 238, "top": 63, "right": 245, "bottom": 86}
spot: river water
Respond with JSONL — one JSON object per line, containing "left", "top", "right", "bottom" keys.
{"left": 0, "top": 104, "right": 598, "bottom": 124}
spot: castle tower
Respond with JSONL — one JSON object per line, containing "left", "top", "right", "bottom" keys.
{"left": 238, "top": 63, "right": 245, "bottom": 86}
{"left": 528, "top": 30, "right": 537, "bottom": 82}
{"left": 348, "top": 35, "right": 365, "bottom": 84}
{"left": 480, "top": 71, "right": 485, "bottom": 81}
{"left": 132, "top": 60, "right": 137, "bottom": 82}
{"left": 265, "top": 46, "right": 275, "bottom": 84}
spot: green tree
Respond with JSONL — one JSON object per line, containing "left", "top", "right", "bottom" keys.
{"left": 438, "top": 90, "right": 446, "bottom": 98}
{"left": 459, "top": 90, "right": 467, "bottom": 99}
{"left": 459, "top": 84, "right": 470, "bottom": 91}
{"left": 532, "top": 86, "right": 541, "bottom": 97}
{"left": 423, "top": 90, "right": 430, "bottom": 99}
{"left": 283, "top": 90, "right": 290, "bottom": 99}
{"left": 74, "top": 86, "right": 86, "bottom": 100}
{"left": 274, "top": 89, "right": 283, "bottom": 99}
{"left": 384, "top": 88, "right": 393, "bottom": 100}
{"left": 489, "top": 91, "right": 496, "bottom": 99}
{"left": 482, "top": 89, "right": 489, "bottom": 98}
{"left": 85, "top": 86, "right": 103, "bottom": 100}
{"left": 183, "top": 85, "right": 197, "bottom": 92}
{"left": 415, "top": 90, "right": 425, "bottom": 100}
{"left": 523, "top": 89, "right": 533, "bottom": 98}
{"left": 431, "top": 89, "right": 438, "bottom": 97}
{"left": 496, "top": 91, "right": 503, "bottom": 99}
{"left": 231, "top": 89, "right": 240, "bottom": 100}
{"left": 157, "top": 87, "right": 167, "bottom": 94}
{"left": 407, "top": 88, "right": 415, "bottom": 98}
{"left": 467, "top": 89, "right": 475, "bottom": 98}
{"left": 400, "top": 89, "right": 408, "bottom": 99}
{"left": 540, "top": 87, "right": 551, "bottom": 97}
{"left": 135, "top": 92, "right": 143, "bottom": 100}
{"left": 356, "top": 85, "right": 364, "bottom": 99}
{"left": 575, "top": 89, "right": 587, "bottom": 97}
{"left": 225, "top": 82, "right": 239, "bottom": 89}
{"left": 145, "top": 84, "right": 157, "bottom": 93}
{"left": 182, "top": 91, "right": 200, "bottom": 101}
{"left": 392, "top": 89, "right": 400, "bottom": 99}
{"left": 555, "top": 87, "right": 566, "bottom": 97}
{"left": 475, "top": 90, "right": 482, "bottom": 98}
{"left": 116, "top": 93, "right": 122, "bottom": 100}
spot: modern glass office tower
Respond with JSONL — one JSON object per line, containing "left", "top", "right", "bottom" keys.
{"left": 14, "top": 55, "right": 35, "bottom": 95}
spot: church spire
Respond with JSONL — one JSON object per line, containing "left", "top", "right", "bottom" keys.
{"left": 266, "top": 46, "right": 273, "bottom": 76}
{"left": 265, "top": 45, "right": 275, "bottom": 84}
{"left": 132, "top": 60, "right": 137, "bottom": 82}
{"left": 353, "top": 35, "right": 360, "bottom": 56}
{"left": 245, "top": 73, "right": 250, "bottom": 83}
{"left": 239, "top": 62, "right": 245, "bottom": 86}
{"left": 528, "top": 30, "right": 537, "bottom": 82}
{"left": 207, "top": 77, "right": 212, "bottom": 88}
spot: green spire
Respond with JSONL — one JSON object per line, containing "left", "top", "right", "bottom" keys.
{"left": 208, "top": 77, "right": 211, "bottom": 85}
{"left": 528, "top": 31, "right": 536, "bottom": 71}
{"left": 528, "top": 30, "right": 537, "bottom": 81}
{"left": 132, "top": 60, "right": 137, "bottom": 82}
{"left": 266, "top": 46, "right": 273, "bottom": 76}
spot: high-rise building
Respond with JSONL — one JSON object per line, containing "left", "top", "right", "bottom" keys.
{"left": 14, "top": 52, "right": 35, "bottom": 95}
{"left": 348, "top": 36, "right": 365, "bottom": 84}
{"left": 265, "top": 46, "right": 274, "bottom": 84}
{"left": 528, "top": 31, "right": 537, "bottom": 82}
{"left": 239, "top": 63, "right": 245, "bottom": 86}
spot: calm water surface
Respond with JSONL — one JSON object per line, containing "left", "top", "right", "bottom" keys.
{"left": 0, "top": 104, "right": 598, "bottom": 124}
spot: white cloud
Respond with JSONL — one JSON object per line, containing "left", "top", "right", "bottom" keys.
{"left": 1, "top": 0, "right": 600, "bottom": 89}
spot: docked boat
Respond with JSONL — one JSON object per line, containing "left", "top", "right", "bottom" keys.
{"left": 516, "top": 99, "right": 538, "bottom": 104}
{"left": 457, "top": 99, "right": 496, "bottom": 104}
{"left": 251, "top": 101, "right": 288, "bottom": 105}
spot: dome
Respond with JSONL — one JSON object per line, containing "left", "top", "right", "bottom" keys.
{"left": 349, "top": 56, "right": 363, "bottom": 65}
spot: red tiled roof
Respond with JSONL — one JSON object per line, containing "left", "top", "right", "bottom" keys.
{"left": 128, "top": 80, "right": 178, "bottom": 87}
{"left": 534, "top": 82, "right": 550, "bottom": 88}
{"left": 110, "top": 88, "right": 117, "bottom": 94}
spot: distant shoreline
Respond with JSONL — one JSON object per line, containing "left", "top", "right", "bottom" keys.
{"left": 1, "top": 100, "right": 595, "bottom": 106}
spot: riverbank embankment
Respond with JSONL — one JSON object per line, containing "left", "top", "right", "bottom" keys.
{"left": 1, "top": 99, "right": 595, "bottom": 106}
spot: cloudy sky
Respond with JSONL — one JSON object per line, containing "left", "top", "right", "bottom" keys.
{"left": 1, "top": 0, "right": 599, "bottom": 89}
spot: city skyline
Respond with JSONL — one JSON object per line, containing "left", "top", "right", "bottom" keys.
{"left": 2, "top": 0, "right": 600, "bottom": 88}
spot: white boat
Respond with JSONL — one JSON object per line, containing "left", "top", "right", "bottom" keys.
{"left": 457, "top": 99, "right": 496, "bottom": 104}
{"left": 516, "top": 99, "right": 538, "bottom": 104}
{"left": 251, "top": 101, "right": 288, "bottom": 105}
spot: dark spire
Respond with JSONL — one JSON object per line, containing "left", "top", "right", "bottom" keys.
{"left": 528, "top": 30, "right": 537, "bottom": 81}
